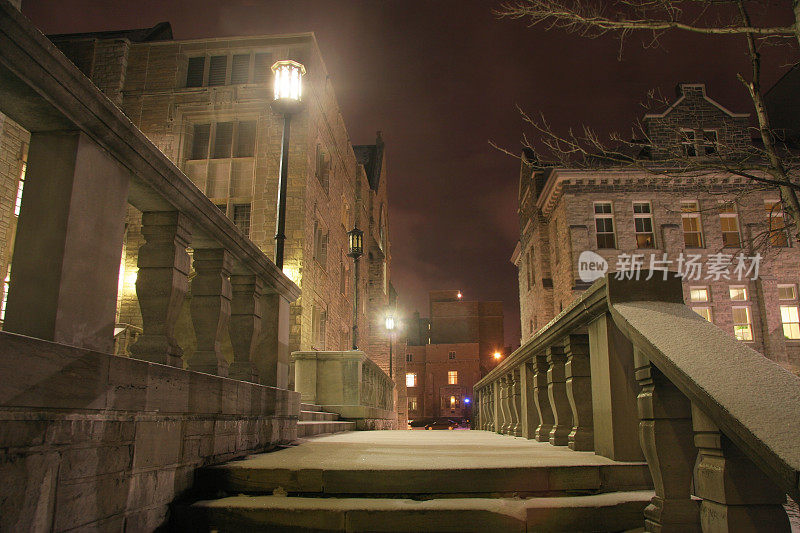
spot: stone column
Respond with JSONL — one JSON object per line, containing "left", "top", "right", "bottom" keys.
{"left": 565, "top": 334, "right": 593, "bottom": 451}
{"left": 533, "top": 353, "right": 555, "bottom": 442}
{"left": 692, "top": 404, "right": 790, "bottom": 532}
{"left": 519, "top": 360, "right": 540, "bottom": 439}
{"left": 5, "top": 131, "right": 130, "bottom": 353}
{"left": 256, "top": 293, "right": 292, "bottom": 388}
{"left": 188, "top": 248, "right": 232, "bottom": 376}
{"left": 510, "top": 368, "right": 522, "bottom": 437}
{"left": 588, "top": 313, "right": 643, "bottom": 461}
{"left": 635, "top": 347, "right": 700, "bottom": 533}
{"left": 547, "top": 343, "right": 573, "bottom": 446}
{"left": 129, "top": 211, "right": 192, "bottom": 367}
{"left": 228, "top": 273, "right": 263, "bottom": 382}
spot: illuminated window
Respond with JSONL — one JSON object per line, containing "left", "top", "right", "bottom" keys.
{"left": 765, "top": 201, "right": 789, "bottom": 247}
{"left": 778, "top": 285, "right": 797, "bottom": 301}
{"left": 406, "top": 373, "right": 417, "bottom": 388}
{"left": 408, "top": 396, "right": 418, "bottom": 411}
{"left": 693, "top": 307, "right": 712, "bottom": 322}
{"left": 447, "top": 371, "right": 458, "bottom": 385}
{"left": 732, "top": 307, "right": 753, "bottom": 341}
{"left": 719, "top": 204, "right": 741, "bottom": 248}
{"left": 448, "top": 351, "right": 456, "bottom": 360}
{"left": 780, "top": 306, "right": 800, "bottom": 340}
{"left": 689, "top": 287, "right": 709, "bottom": 302}
{"left": 681, "top": 201, "right": 703, "bottom": 248}
{"left": 0, "top": 265, "right": 10, "bottom": 322}
{"left": 450, "top": 396, "right": 456, "bottom": 406}
{"left": 729, "top": 287, "right": 748, "bottom": 301}
{"left": 633, "top": 202, "right": 655, "bottom": 248}
{"left": 594, "top": 202, "right": 616, "bottom": 249}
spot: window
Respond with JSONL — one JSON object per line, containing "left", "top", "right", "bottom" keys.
{"left": 235, "top": 121, "right": 257, "bottom": 158}
{"left": 719, "top": 204, "right": 741, "bottom": 248}
{"left": 681, "top": 201, "right": 703, "bottom": 248}
{"left": 186, "top": 56, "right": 205, "bottom": 87}
{"left": 0, "top": 265, "right": 10, "bottom": 323}
{"left": 448, "top": 351, "right": 456, "bottom": 360}
{"left": 406, "top": 353, "right": 413, "bottom": 363}
{"left": 315, "top": 144, "right": 330, "bottom": 191}
{"left": 680, "top": 130, "right": 697, "bottom": 157}
{"left": 406, "top": 373, "right": 417, "bottom": 387}
{"left": 732, "top": 307, "right": 753, "bottom": 341}
{"left": 212, "top": 122, "right": 234, "bottom": 158}
{"left": 191, "top": 121, "right": 256, "bottom": 161}
{"left": 253, "top": 53, "right": 272, "bottom": 83}
{"left": 693, "top": 307, "right": 713, "bottom": 322}
{"left": 191, "top": 124, "right": 211, "bottom": 160}
{"left": 780, "top": 306, "right": 800, "bottom": 340}
{"left": 230, "top": 54, "right": 250, "bottom": 84}
{"left": 312, "top": 306, "right": 327, "bottom": 349}
{"left": 729, "top": 286, "right": 748, "bottom": 301}
{"left": 633, "top": 202, "right": 655, "bottom": 248}
{"left": 208, "top": 55, "right": 228, "bottom": 86}
{"left": 526, "top": 247, "right": 534, "bottom": 290}
{"left": 408, "top": 396, "right": 418, "bottom": 411}
{"left": 447, "top": 370, "right": 458, "bottom": 385}
{"left": 313, "top": 222, "right": 328, "bottom": 268}
{"left": 778, "top": 284, "right": 797, "bottom": 300}
{"left": 339, "top": 260, "right": 346, "bottom": 294}
{"left": 690, "top": 287, "right": 709, "bottom": 302}
{"left": 702, "top": 130, "right": 718, "bottom": 155}
{"left": 594, "top": 202, "right": 616, "bottom": 249}
{"left": 765, "top": 201, "right": 789, "bottom": 247}
{"left": 233, "top": 204, "right": 251, "bottom": 236}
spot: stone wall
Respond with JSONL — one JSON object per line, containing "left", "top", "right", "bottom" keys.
{"left": 0, "top": 113, "right": 28, "bottom": 317}
{"left": 0, "top": 331, "right": 298, "bottom": 531}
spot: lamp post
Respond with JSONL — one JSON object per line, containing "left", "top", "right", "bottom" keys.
{"left": 270, "top": 59, "right": 306, "bottom": 269}
{"left": 385, "top": 315, "right": 395, "bottom": 379}
{"left": 347, "top": 226, "right": 364, "bottom": 349}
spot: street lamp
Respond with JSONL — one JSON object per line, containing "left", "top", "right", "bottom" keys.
{"left": 385, "top": 314, "right": 395, "bottom": 378}
{"left": 493, "top": 351, "right": 502, "bottom": 361}
{"left": 270, "top": 59, "right": 306, "bottom": 269}
{"left": 347, "top": 226, "right": 364, "bottom": 349}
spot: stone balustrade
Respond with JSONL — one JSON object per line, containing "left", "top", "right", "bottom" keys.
{"left": 475, "top": 273, "right": 800, "bottom": 532}
{"left": 292, "top": 350, "right": 396, "bottom": 429}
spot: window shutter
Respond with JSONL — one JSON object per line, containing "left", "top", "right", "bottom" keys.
{"left": 208, "top": 55, "right": 228, "bottom": 86}
{"left": 191, "top": 124, "right": 211, "bottom": 159}
{"left": 186, "top": 56, "right": 205, "bottom": 87}
{"left": 253, "top": 53, "right": 272, "bottom": 84}
{"left": 213, "top": 122, "right": 234, "bottom": 158}
{"left": 231, "top": 54, "right": 250, "bottom": 84}
{"left": 235, "top": 121, "right": 257, "bottom": 157}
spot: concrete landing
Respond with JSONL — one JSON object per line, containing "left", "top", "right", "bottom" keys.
{"left": 200, "top": 431, "right": 652, "bottom": 496}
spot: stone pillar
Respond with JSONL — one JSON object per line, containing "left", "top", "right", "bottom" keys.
{"left": 5, "top": 131, "right": 129, "bottom": 353}
{"left": 692, "top": 404, "right": 790, "bottom": 532}
{"left": 565, "top": 334, "right": 593, "bottom": 451}
{"left": 533, "top": 353, "right": 555, "bottom": 442}
{"left": 588, "top": 313, "right": 643, "bottom": 461}
{"left": 547, "top": 343, "right": 573, "bottom": 446}
{"left": 519, "top": 360, "right": 540, "bottom": 439}
{"left": 510, "top": 368, "right": 522, "bottom": 436}
{"left": 228, "top": 273, "right": 263, "bottom": 382}
{"left": 188, "top": 248, "right": 232, "bottom": 376}
{"left": 635, "top": 347, "right": 700, "bottom": 533}
{"left": 257, "top": 293, "right": 291, "bottom": 388}
{"left": 129, "top": 211, "right": 192, "bottom": 367}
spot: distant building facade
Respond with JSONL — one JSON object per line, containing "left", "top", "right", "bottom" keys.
{"left": 405, "top": 290, "right": 504, "bottom": 421}
{"left": 513, "top": 83, "right": 800, "bottom": 374}
{"left": 0, "top": 24, "right": 396, "bottom": 379}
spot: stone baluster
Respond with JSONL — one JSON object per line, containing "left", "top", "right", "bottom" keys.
{"left": 130, "top": 211, "right": 192, "bottom": 367}
{"left": 492, "top": 381, "right": 500, "bottom": 433}
{"left": 692, "top": 404, "right": 790, "bottom": 532}
{"left": 519, "top": 360, "right": 540, "bottom": 439}
{"left": 510, "top": 368, "right": 522, "bottom": 436}
{"left": 635, "top": 347, "right": 700, "bottom": 532}
{"left": 547, "top": 343, "right": 573, "bottom": 446}
{"left": 228, "top": 273, "right": 263, "bottom": 382}
{"left": 565, "top": 334, "right": 593, "bottom": 451}
{"left": 502, "top": 375, "right": 513, "bottom": 434}
{"left": 188, "top": 248, "right": 232, "bottom": 376}
{"left": 533, "top": 353, "right": 554, "bottom": 442}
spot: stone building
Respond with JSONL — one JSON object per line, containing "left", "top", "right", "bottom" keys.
{"left": 0, "top": 24, "right": 396, "bottom": 377}
{"left": 405, "top": 290, "right": 504, "bottom": 422}
{"left": 512, "top": 83, "right": 800, "bottom": 374}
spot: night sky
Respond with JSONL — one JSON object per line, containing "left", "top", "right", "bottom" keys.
{"left": 22, "top": 0, "right": 797, "bottom": 348}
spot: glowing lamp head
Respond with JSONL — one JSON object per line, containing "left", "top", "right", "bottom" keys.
{"left": 271, "top": 60, "right": 306, "bottom": 101}
{"left": 464, "top": 397, "right": 470, "bottom": 404}
{"left": 457, "top": 291, "right": 462, "bottom": 299}
{"left": 347, "top": 226, "right": 364, "bottom": 258}
{"left": 385, "top": 315, "right": 395, "bottom": 331}
{"left": 493, "top": 351, "right": 502, "bottom": 360}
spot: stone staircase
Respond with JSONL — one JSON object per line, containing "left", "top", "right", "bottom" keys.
{"left": 298, "top": 403, "right": 356, "bottom": 438}
{"left": 173, "top": 431, "right": 655, "bottom": 532}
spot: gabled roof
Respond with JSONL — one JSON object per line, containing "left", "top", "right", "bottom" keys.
{"left": 48, "top": 21, "right": 173, "bottom": 43}
{"left": 644, "top": 83, "right": 749, "bottom": 120}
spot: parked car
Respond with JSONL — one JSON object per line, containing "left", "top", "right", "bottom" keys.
{"left": 425, "top": 418, "right": 460, "bottom": 430}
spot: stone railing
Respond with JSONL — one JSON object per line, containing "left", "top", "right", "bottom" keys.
{"left": 474, "top": 273, "right": 800, "bottom": 532}
{"left": 292, "top": 350, "right": 396, "bottom": 429}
